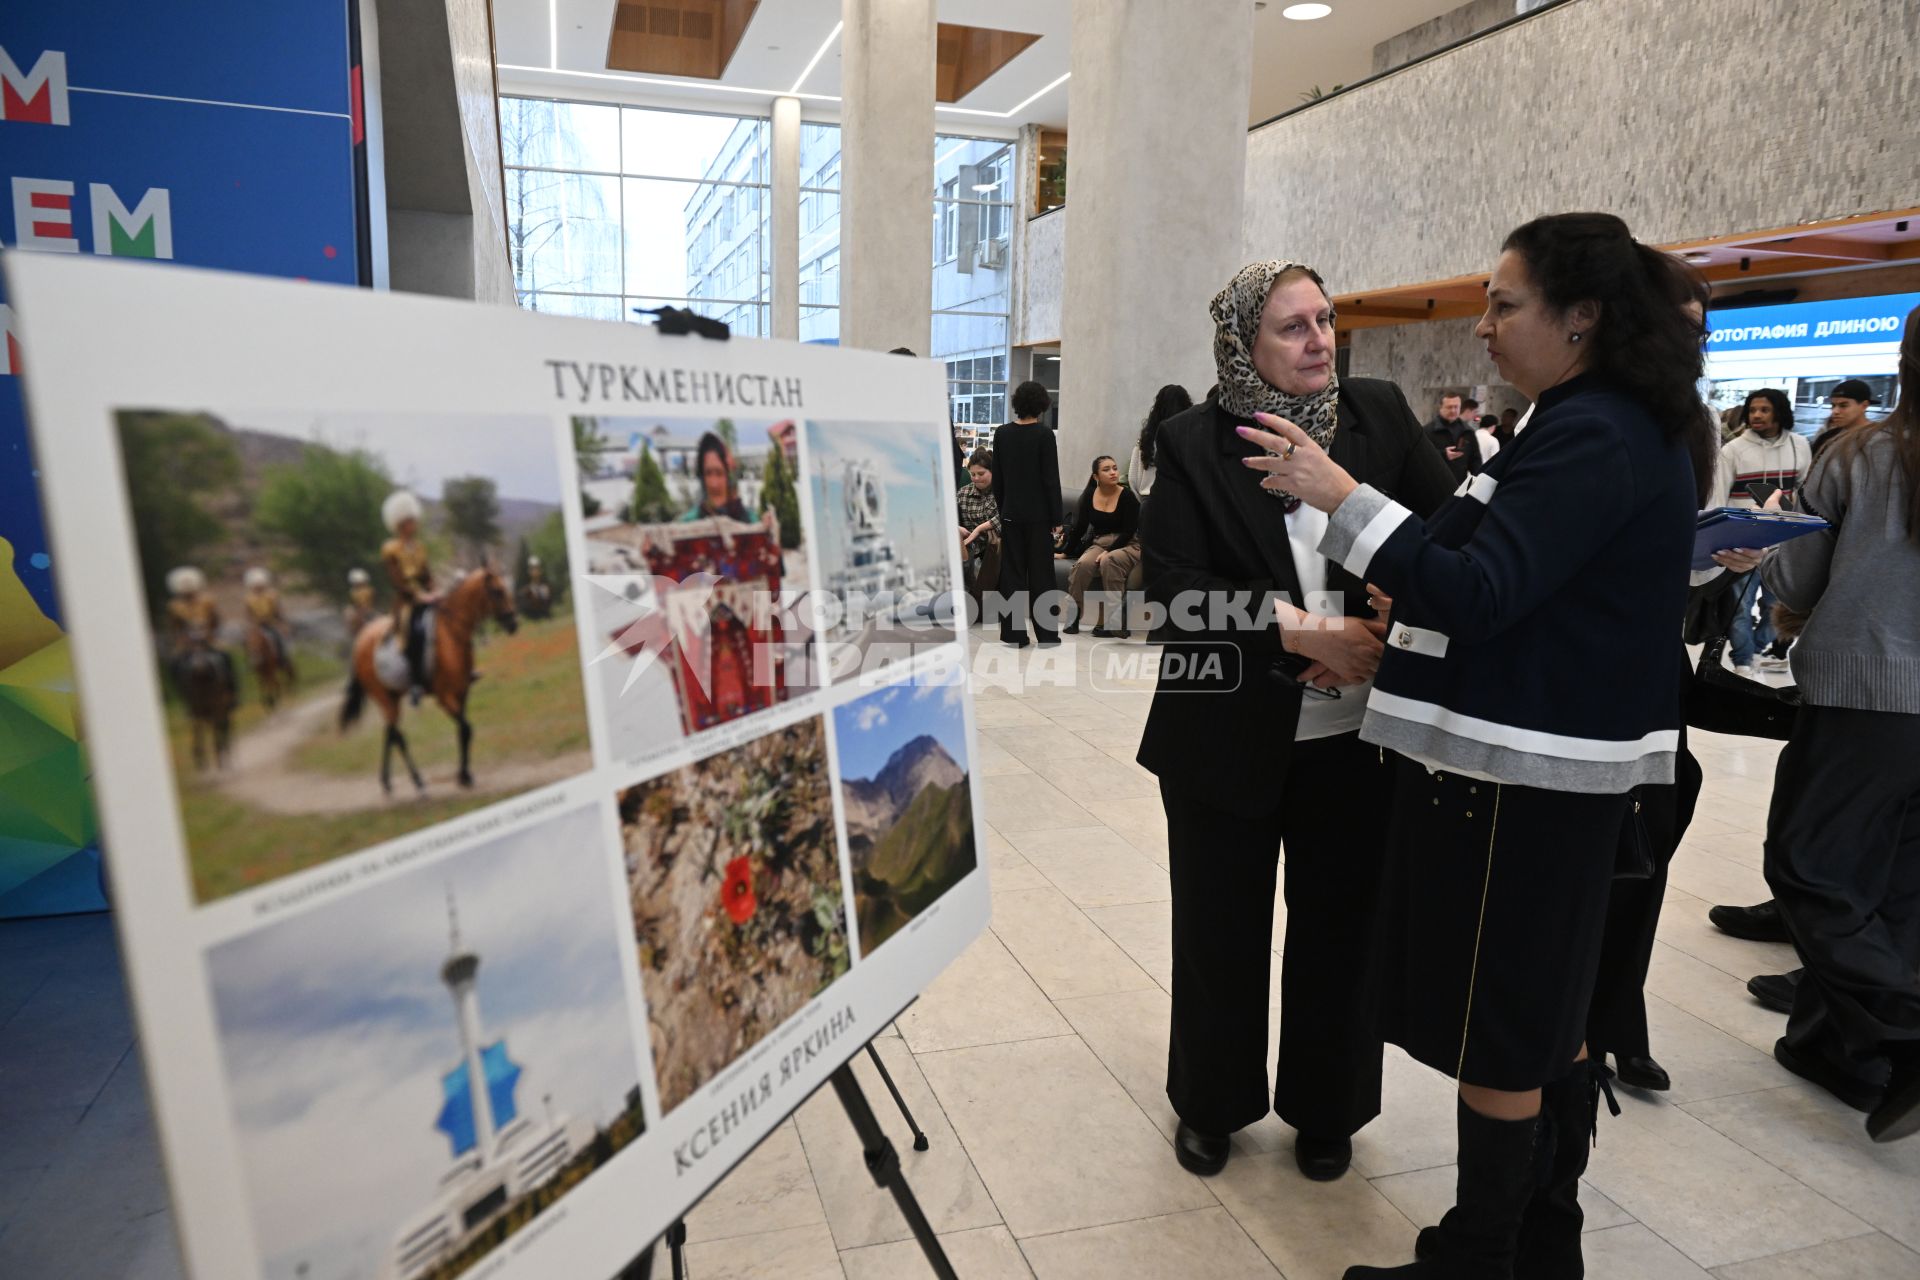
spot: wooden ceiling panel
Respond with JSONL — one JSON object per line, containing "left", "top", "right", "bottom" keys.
{"left": 607, "top": 0, "right": 761, "bottom": 79}
{"left": 934, "top": 23, "right": 1040, "bottom": 103}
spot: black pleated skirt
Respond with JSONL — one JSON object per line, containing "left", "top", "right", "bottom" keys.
{"left": 1374, "top": 755, "right": 1628, "bottom": 1091}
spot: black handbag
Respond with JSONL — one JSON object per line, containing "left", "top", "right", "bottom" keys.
{"left": 1685, "top": 636, "right": 1800, "bottom": 740}
{"left": 1614, "top": 791, "right": 1655, "bottom": 881}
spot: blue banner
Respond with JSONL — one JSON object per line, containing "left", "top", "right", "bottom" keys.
{"left": 1706, "top": 291, "right": 1920, "bottom": 355}
{"left": 1, "top": 2, "right": 369, "bottom": 916}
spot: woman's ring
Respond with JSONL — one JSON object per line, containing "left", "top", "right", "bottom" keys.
{"left": 1282, "top": 442, "right": 1297, "bottom": 461}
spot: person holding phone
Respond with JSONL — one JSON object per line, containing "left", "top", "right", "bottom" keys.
{"left": 1137, "top": 259, "right": 1456, "bottom": 1183}
{"left": 1246, "top": 215, "right": 1715, "bottom": 1278}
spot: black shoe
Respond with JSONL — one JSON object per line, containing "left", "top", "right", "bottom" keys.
{"left": 1867, "top": 1055, "right": 1920, "bottom": 1143}
{"left": 1064, "top": 620, "right": 1081, "bottom": 635}
{"left": 1748, "top": 971, "right": 1800, "bottom": 1015}
{"left": 1294, "top": 1133, "right": 1352, "bottom": 1181}
{"left": 1614, "top": 1054, "right": 1671, "bottom": 1092}
{"left": 1174, "top": 1121, "right": 1229, "bottom": 1176}
{"left": 1035, "top": 635, "right": 1062, "bottom": 647}
{"left": 999, "top": 635, "right": 1031, "bottom": 648}
{"left": 1774, "top": 1037, "right": 1886, "bottom": 1113}
{"left": 1091, "top": 625, "right": 1122, "bottom": 638}
{"left": 1709, "top": 900, "right": 1790, "bottom": 943}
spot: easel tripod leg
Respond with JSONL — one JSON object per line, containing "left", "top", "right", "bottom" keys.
{"left": 866, "top": 1039, "right": 930, "bottom": 1151}
{"left": 667, "top": 1219, "right": 687, "bottom": 1280}
{"left": 830, "top": 1063, "right": 959, "bottom": 1280}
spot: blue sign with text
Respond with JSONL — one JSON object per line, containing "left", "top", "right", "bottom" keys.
{"left": 1706, "top": 291, "right": 1920, "bottom": 355}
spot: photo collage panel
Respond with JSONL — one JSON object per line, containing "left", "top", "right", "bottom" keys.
{"left": 131, "top": 404, "right": 980, "bottom": 1280}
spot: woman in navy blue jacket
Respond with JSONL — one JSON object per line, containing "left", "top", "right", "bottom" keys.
{"left": 1246, "top": 214, "right": 1716, "bottom": 1280}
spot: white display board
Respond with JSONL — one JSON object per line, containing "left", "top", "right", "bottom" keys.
{"left": 6, "top": 252, "right": 989, "bottom": 1280}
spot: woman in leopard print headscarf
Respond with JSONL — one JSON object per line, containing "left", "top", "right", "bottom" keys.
{"left": 1137, "top": 257, "right": 1460, "bottom": 1190}
{"left": 1210, "top": 260, "right": 1343, "bottom": 505}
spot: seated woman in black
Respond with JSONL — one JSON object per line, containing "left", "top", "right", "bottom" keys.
{"left": 1136, "top": 259, "right": 1456, "bottom": 1184}
{"left": 1247, "top": 214, "right": 1715, "bottom": 1279}
{"left": 1061, "top": 455, "right": 1140, "bottom": 637}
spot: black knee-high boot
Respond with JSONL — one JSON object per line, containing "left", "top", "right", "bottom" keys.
{"left": 1414, "top": 1062, "right": 1621, "bottom": 1277}
{"left": 1345, "top": 1099, "right": 1541, "bottom": 1279}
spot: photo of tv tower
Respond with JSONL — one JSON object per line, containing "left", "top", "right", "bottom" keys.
{"left": 205, "top": 806, "right": 646, "bottom": 1280}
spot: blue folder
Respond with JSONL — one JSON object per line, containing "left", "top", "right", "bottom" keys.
{"left": 1693, "top": 508, "right": 1830, "bottom": 571}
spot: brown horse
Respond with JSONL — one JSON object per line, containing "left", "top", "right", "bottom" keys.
{"left": 176, "top": 649, "right": 235, "bottom": 771}
{"left": 245, "top": 623, "right": 296, "bottom": 709}
{"left": 342, "top": 565, "right": 518, "bottom": 793}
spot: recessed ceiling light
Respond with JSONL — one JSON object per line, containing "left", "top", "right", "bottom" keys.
{"left": 1283, "top": 3, "right": 1333, "bottom": 18}
{"left": 1045, "top": 355, "right": 1061, "bottom": 362}
{"left": 1682, "top": 250, "right": 1713, "bottom": 264}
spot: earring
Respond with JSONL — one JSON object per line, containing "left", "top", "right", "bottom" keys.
{"left": 1568, "top": 332, "right": 1583, "bottom": 343}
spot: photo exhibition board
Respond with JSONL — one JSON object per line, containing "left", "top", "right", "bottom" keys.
{"left": 5, "top": 252, "right": 990, "bottom": 1280}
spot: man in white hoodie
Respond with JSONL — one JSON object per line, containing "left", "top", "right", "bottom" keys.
{"left": 1714, "top": 387, "right": 1813, "bottom": 674}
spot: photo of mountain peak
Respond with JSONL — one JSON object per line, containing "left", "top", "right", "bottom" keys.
{"left": 833, "top": 682, "right": 978, "bottom": 956}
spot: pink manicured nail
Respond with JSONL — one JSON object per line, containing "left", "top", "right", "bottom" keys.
{"left": 1235, "top": 425, "right": 1253, "bottom": 436}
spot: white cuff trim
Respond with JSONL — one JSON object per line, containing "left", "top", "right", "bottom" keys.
{"left": 1466, "top": 472, "right": 1499, "bottom": 504}
{"left": 1346, "top": 500, "right": 1412, "bottom": 579}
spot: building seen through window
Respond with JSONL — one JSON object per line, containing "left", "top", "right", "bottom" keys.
{"left": 503, "top": 98, "right": 1013, "bottom": 441}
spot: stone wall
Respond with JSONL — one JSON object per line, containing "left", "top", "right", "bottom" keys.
{"left": 1014, "top": 207, "right": 1066, "bottom": 347}
{"left": 1346, "top": 318, "right": 1527, "bottom": 419}
{"left": 1370, "top": 0, "right": 1516, "bottom": 74}
{"left": 1245, "top": 0, "right": 1920, "bottom": 300}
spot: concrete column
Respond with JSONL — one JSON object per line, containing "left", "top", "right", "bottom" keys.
{"left": 1059, "top": 0, "right": 1254, "bottom": 469}
{"left": 769, "top": 97, "right": 801, "bottom": 340}
{"left": 838, "top": 0, "right": 934, "bottom": 353}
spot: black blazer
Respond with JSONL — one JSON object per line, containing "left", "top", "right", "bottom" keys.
{"left": 990, "top": 421, "right": 1064, "bottom": 526}
{"left": 1135, "top": 378, "right": 1457, "bottom": 819}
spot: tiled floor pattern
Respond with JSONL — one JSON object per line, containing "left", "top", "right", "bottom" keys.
{"left": 4, "top": 637, "right": 1917, "bottom": 1278}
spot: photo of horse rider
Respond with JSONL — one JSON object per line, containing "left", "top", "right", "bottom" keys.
{"left": 118, "top": 408, "right": 593, "bottom": 903}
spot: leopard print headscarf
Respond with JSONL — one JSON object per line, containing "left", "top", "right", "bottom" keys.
{"left": 1210, "top": 261, "right": 1340, "bottom": 501}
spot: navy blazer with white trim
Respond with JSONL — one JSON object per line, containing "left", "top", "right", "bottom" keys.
{"left": 1319, "top": 372, "right": 1695, "bottom": 793}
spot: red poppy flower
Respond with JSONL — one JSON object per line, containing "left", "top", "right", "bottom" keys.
{"left": 722, "top": 857, "right": 757, "bottom": 924}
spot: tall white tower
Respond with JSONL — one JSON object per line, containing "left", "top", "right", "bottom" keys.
{"left": 441, "top": 890, "right": 498, "bottom": 1167}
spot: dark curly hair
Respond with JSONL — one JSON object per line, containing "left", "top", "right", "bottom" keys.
{"left": 1010, "top": 380, "right": 1052, "bottom": 421}
{"left": 1135, "top": 384, "right": 1193, "bottom": 472}
{"left": 1501, "top": 213, "right": 1717, "bottom": 504}
{"left": 1739, "top": 388, "right": 1795, "bottom": 438}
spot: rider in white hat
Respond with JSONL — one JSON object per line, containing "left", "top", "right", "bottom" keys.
{"left": 342, "top": 566, "right": 377, "bottom": 644}
{"left": 165, "top": 565, "right": 235, "bottom": 692}
{"left": 241, "top": 566, "right": 294, "bottom": 678}
{"left": 380, "top": 490, "right": 436, "bottom": 700}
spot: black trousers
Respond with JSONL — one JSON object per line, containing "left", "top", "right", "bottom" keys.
{"left": 1765, "top": 705, "right": 1920, "bottom": 1077}
{"left": 1588, "top": 739, "right": 1703, "bottom": 1059}
{"left": 1163, "top": 732, "right": 1389, "bottom": 1138}
{"left": 996, "top": 520, "right": 1058, "bottom": 645}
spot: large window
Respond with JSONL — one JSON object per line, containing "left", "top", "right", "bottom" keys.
{"left": 798, "top": 122, "right": 842, "bottom": 345}
{"left": 934, "top": 135, "right": 1015, "bottom": 450}
{"left": 500, "top": 102, "right": 1016, "bottom": 397}
{"left": 503, "top": 97, "right": 770, "bottom": 336}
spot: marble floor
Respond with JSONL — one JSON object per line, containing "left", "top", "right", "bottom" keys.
{"left": 4, "top": 636, "right": 1917, "bottom": 1278}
